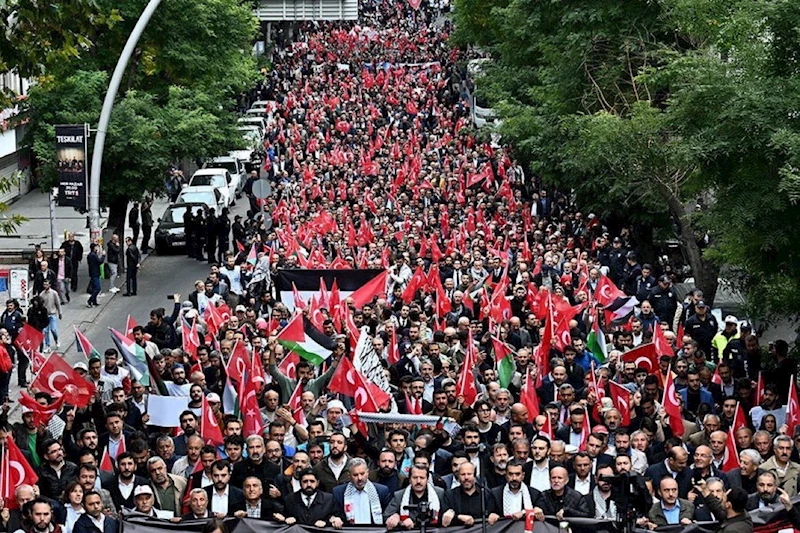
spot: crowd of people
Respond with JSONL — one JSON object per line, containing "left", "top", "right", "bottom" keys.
{"left": 0, "top": 1, "right": 798, "bottom": 533}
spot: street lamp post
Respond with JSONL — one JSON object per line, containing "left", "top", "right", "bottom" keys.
{"left": 88, "top": 0, "right": 164, "bottom": 242}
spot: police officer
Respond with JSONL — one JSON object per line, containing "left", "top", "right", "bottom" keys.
{"left": 184, "top": 208, "right": 196, "bottom": 259}
{"left": 205, "top": 209, "right": 217, "bottom": 265}
{"left": 217, "top": 208, "right": 231, "bottom": 264}
{"left": 648, "top": 275, "right": 678, "bottom": 325}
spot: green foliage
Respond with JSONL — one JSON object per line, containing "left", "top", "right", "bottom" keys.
{"left": 23, "top": 0, "right": 258, "bottom": 207}
{"left": 454, "top": 0, "right": 800, "bottom": 321}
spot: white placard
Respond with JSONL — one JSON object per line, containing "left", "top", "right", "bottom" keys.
{"left": 146, "top": 396, "right": 190, "bottom": 427}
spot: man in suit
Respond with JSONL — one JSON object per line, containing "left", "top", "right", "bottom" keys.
{"left": 441, "top": 462, "right": 501, "bottom": 527}
{"left": 98, "top": 411, "right": 133, "bottom": 464}
{"left": 385, "top": 465, "right": 446, "bottom": 529}
{"left": 232, "top": 476, "right": 284, "bottom": 520}
{"left": 172, "top": 411, "right": 199, "bottom": 456}
{"left": 490, "top": 460, "right": 544, "bottom": 521}
{"left": 646, "top": 477, "right": 694, "bottom": 527}
{"left": 73, "top": 492, "right": 119, "bottom": 533}
{"left": 555, "top": 406, "right": 588, "bottom": 449}
{"left": 331, "top": 458, "right": 392, "bottom": 526}
{"left": 102, "top": 452, "right": 148, "bottom": 511}
{"left": 274, "top": 450, "right": 310, "bottom": 499}
{"left": 569, "top": 453, "right": 595, "bottom": 496}
{"left": 281, "top": 468, "right": 338, "bottom": 527}
{"left": 205, "top": 459, "right": 245, "bottom": 518}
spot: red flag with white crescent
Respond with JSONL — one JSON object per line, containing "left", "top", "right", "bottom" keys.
{"left": 662, "top": 366, "right": 685, "bottom": 437}
{"left": 240, "top": 375, "right": 264, "bottom": 437}
{"left": 755, "top": 371, "right": 765, "bottom": 405}
{"left": 520, "top": 366, "right": 539, "bottom": 423}
{"left": 787, "top": 375, "right": 800, "bottom": 436}
{"left": 200, "top": 394, "right": 224, "bottom": 447}
{"left": 1, "top": 436, "right": 38, "bottom": 508}
{"left": 278, "top": 351, "right": 300, "bottom": 381}
{"left": 608, "top": 380, "right": 632, "bottom": 427}
{"left": 722, "top": 429, "right": 740, "bottom": 472}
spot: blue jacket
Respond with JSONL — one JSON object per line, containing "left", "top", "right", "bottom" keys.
{"left": 679, "top": 387, "right": 715, "bottom": 413}
{"left": 574, "top": 350, "right": 600, "bottom": 372}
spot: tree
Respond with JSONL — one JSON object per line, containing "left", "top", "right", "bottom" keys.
{"left": 453, "top": 0, "right": 800, "bottom": 318}
{"left": 23, "top": 0, "right": 258, "bottom": 231}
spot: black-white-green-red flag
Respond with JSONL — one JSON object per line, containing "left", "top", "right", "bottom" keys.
{"left": 276, "top": 314, "right": 338, "bottom": 366}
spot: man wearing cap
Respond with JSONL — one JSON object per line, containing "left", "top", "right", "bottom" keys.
{"left": 649, "top": 275, "right": 679, "bottom": 325}
{"left": 712, "top": 316, "right": 740, "bottom": 361}
{"left": 130, "top": 485, "right": 158, "bottom": 516}
{"left": 684, "top": 300, "right": 718, "bottom": 357}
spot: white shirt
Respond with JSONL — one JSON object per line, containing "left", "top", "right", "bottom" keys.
{"left": 529, "top": 461, "right": 550, "bottom": 492}
{"left": 574, "top": 476, "right": 591, "bottom": 496}
{"left": 469, "top": 454, "right": 481, "bottom": 478}
{"left": 108, "top": 435, "right": 124, "bottom": 460}
{"left": 303, "top": 494, "right": 316, "bottom": 507}
{"left": 200, "top": 472, "right": 214, "bottom": 488}
{"left": 131, "top": 396, "right": 147, "bottom": 415}
{"left": 211, "top": 487, "right": 230, "bottom": 516}
{"left": 329, "top": 457, "right": 347, "bottom": 480}
{"left": 118, "top": 479, "right": 135, "bottom": 501}
{"left": 89, "top": 514, "right": 105, "bottom": 531}
{"left": 167, "top": 381, "right": 191, "bottom": 397}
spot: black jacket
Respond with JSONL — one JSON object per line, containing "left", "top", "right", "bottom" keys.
{"left": 73, "top": 513, "right": 118, "bottom": 533}
{"left": 37, "top": 461, "right": 80, "bottom": 500}
{"left": 204, "top": 485, "right": 246, "bottom": 517}
{"left": 283, "top": 490, "right": 336, "bottom": 525}
{"left": 539, "top": 486, "right": 591, "bottom": 517}
{"left": 126, "top": 245, "right": 141, "bottom": 268}
{"left": 231, "top": 458, "right": 280, "bottom": 488}
{"left": 87, "top": 251, "right": 103, "bottom": 278}
{"left": 102, "top": 475, "right": 149, "bottom": 510}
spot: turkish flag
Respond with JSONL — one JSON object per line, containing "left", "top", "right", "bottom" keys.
{"left": 240, "top": 375, "right": 264, "bottom": 437}
{"left": 387, "top": 327, "right": 400, "bottom": 365}
{"left": 99, "top": 447, "right": 114, "bottom": 473}
{"left": 278, "top": 351, "right": 299, "bottom": 380}
{"left": 456, "top": 334, "right": 478, "bottom": 407}
{"left": 732, "top": 402, "right": 748, "bottom": 433}
{"left": 722, "top": 429, "right": 740, "bottom": 472}
{"left": 288, "top": 382, "right": 306, "bottom": 425}
{"left": 594, "top": 275, "right": 626, "bottom": 307}
{"left": 14, "top": 323, "right": 43, "bottom": 355}
{"left": 200, "top": 395, "right": 224, "bottom": 446}
{"left": 662, "top": 367, "right": 685, "bottom": 437}
{"left": 182, "top": 316, "right": 200, "bottom": 362}
{"left": 653, "top": 324, "right": 673, "bottom": 357}
{"left": 1, "top": 436, "right": 39, "bottom": 508}
{"left": 608, "top": 380, "right": 632, "bottom": 427}
{"left": 329, "top": 356, "right": 391, "bottom": 412}
{"left": 520, "top": 367, "right": 539, "bottom": 422}
{"left": 755, "top": 371, "right": 765, "bottom": 405}
{"left": 787, "top": 375, "right": 800, "bottom": 436}
{"left": 226, "top": 341, "right": 251, "bottom": 386}
{"left": 32, "top": 353, "right": 96, "bottom": 407}
{"left": 18, "top": 391, "right": 65, "bottom": 428}
{"left": 621, "top": 343, "right": 659, "bottom": 373}
{"left": 251, "top": 350, "right": 266, "bottom": 392}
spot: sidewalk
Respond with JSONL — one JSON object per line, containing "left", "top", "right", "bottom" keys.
{"left": 2, "top": 189, "right": 172, "bottom": 421}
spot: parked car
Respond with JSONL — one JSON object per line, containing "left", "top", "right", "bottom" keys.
{"left": 202, "top": 157, "right": 245, "bottom": 199}
{"left": 175, "top": 185, "right": 225, "bottom": 215}
{"left": 237, "top": 116, "right": 267, "bottom": 134}
{"left": 229, "top": 149, "right": 262, "bottom": 176}
{"left": 187, "top": 169, "right": 233, "bottom": 208}
{"left": 154, "top": 202, "right": 205, "bottom": 254}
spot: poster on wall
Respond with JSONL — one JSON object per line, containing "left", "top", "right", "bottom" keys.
{"left": 55, "top": 124, "right": 88, "bottom": 209}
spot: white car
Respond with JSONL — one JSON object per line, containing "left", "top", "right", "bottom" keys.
{"left": 249, "top": 100, "right": 276, "bottom": 112}
{"left": 237, "top": 116, "right": 267, "bottom": 134}
{"left": 203, "top": 157, "right": 245, "bottom": 199}
{"left": 175, "top": 186, "right": 226, "bottom": 215}
{"left": 187, "top": 169, "right": 232, "bottom": 209}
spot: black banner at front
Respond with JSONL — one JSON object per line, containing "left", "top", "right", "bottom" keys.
{"left": 55, "top": 124, "right": 88, "bottom": 209}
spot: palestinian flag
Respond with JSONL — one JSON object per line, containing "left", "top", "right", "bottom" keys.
{"left": 586, "top": 319, "right": 608, "bottom": 363}
{"left": 276, "top": 314, "right": 338, "bottom": 366}
{"left": 595, "top": 275, "right": 639, "bottom": 325}
{"left": 275, "top": 269, "right": 386, "bottom": 312}
{"left": 108, "top": 328, "right": 150, "bottom": 386}
{"left": 74, "top": 326, "right": 101, "bottom": 360}
{"left": 491, "top": 336, "right": 515, "bottom": 388}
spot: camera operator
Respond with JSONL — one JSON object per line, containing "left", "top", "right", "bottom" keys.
{"left": 385, "top": 465, "right": 445, "bottom": 529}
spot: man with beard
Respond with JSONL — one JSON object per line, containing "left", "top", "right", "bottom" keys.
{"left": 555, "top": 407, "right": 588, "bottom": 449}
{"left": 369, "top": 449, "right": 405, "bottom": 494}
{"left": 612, "top": 431, "right": 648, "bottom": 475}
{"left": 274, "top": 450, "right": 311, "bottom": 498}
{"left": 37, "top": 439, "right": 79, "bottom": 500}
{"left": 172, "top": 411, "right": 198, "bottom": 456}
{"left": 188, "top": 446, "right": 218, "bottom": 490}
{"left": 155, "top": 436, "right": 180, "bottom": 472}
{"left": 426, "top": 389, "right": 461, "bottom": 420}
{"left": 73, "top": 492, "right": 119, "bottom": 533}
{"left": 102, "top": 452, "right": 148, "bottom": 510}
{"left": 745, "top": 471, "right": 782, "bottom": 510}
{"left": 231, "top": 435, "right": 280, "bottom": 488}
{"left": 166, "top": 365, "right": 191, "bottom": 397}
{"left": 537, "top": 365, "right": 568, "bottom": 405}
{"left": 540, "top": 466, "right": 591, "bottom": 519}
{"left": 20, "top": 498, "right": 60, "bottom": 533}
{"left": 232, "top": 476, "right": 284, "bottom": 520}
{"left": 750, "top": 384, "right": 785, "bottom": 430}
{"left": 268, "top": 350, "right": 340, "bottom": 402}
{"left": 587, "top": 465, "right": 619, "bottom": 520}
{"left": 441, "top": 462, "right": 500, "bottom": 527}
{"left": 77, "top": 465, "right": 117, "bottom": 518}
{"left": 205, "top": 460, "right": 245, "bottom": 518}
{"left": 331, "top": 458, "right": 391, "bottom": 526}
{"left": 492, "top": 460, "right": 544, "bottom": 521}
{"left": 281, "top": 469, "right": 337, "bottom": 527}
{"left": 569, "top": 453, "right": 594, "bottom": 496}
{"left": 484, "top": 443, "right": 510, "bottom": 489}
{"left": 500, "top": 403, "right": 535, "bottom": 441}
{"left": 265, "top": 440, "right": 289, "bottom": 470}
{"left": 313, "top": 432, "right": 351, "bottom": 492}
{"left": 385, "top": 465, "right": 446, "bottom": 529}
